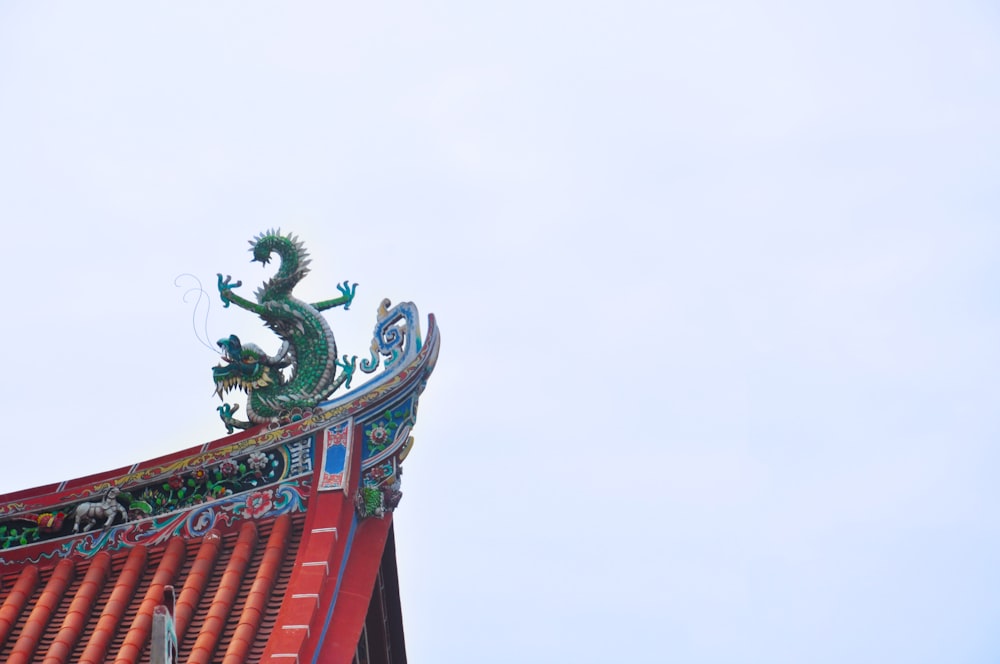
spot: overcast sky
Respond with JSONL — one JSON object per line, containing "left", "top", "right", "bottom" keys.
{"left": 1, "top": 2, "right": 999, "bottom": 662}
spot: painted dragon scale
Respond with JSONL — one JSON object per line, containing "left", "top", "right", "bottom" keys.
{"left": 213, "top": 230, "right": 357, "bottom": 432}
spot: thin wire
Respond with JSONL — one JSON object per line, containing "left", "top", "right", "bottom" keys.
{"left": 174, "top": 273, "right": 222, "bottom": 354}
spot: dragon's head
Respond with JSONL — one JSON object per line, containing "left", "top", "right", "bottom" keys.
{"left": 213, "top": 334, "right": 283, "bottom": 398}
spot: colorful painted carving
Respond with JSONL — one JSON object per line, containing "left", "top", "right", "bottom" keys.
{"left": 72, "top": 487, "right": 127, "bottom": 533}
{"left": 356, "top": 463, "right": 403, "bottom": 520}
{"left": 213, "top": 230, "right": 358, "bottom": 431}
{"left": 359, "top": 298, "right": 423, "bottom": 375}
{"left": 355, "top": 398, "right": 415, "bottom": 519}
{"left": 318, "top": 420, "right": 354, "bottom": 492}
{"left": 0, "top": 480, "right": 311, "bottom": 566}
{"left": 0, "top": 438, "right": 312, "bottom": 553}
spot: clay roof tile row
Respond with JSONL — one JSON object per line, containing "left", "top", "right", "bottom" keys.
{"left": 0, "top": 513, "right": 303, "bottom": 664}
{"left": 223, "top": 514, "right": 291, "bottom": 664}
{"left": 174, "top": 531, "right": 221, "bottom": 644}
{"left": 8, "top": 557, "right": 74, "bottom": 663}
{"left": 114, "top": 535, "right": 186, "bottom": 664}
{"left": 42, "top": 550, "right": 111, "bottom": 664}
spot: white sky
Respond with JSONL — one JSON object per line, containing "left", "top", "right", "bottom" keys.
{"left": 1, "top": 2, "right": 999, "bottom": 662}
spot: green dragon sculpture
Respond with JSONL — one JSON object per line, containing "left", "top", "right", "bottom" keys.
{"left": 213, "top": 230, "right": 357, "bottom": 432}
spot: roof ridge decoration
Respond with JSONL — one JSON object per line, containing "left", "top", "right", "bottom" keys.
{"left": 0, "top": 438, "right": 313, "bottom": 564}
{"left": 213, "top": 229, "right": 359, "bottom": 432}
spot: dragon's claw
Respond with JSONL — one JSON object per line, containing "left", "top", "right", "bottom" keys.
{"left": 216, "top": 273, "right": 243, "bottom": 308}
{"left": 337, "top": 354, "right": 358, "bottom": 389}
{"left": 216, "top": 403, "right": 248, "bottom": 434}
{"left": 338, "top": 281, "right": 358, "bottom": 310}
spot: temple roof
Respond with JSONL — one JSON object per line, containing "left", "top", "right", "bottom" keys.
{"left": 0, "top": 308, "right": 439, "bottom": 664}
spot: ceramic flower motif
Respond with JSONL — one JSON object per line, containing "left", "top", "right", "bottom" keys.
{"left": 245, "top": 489, "right": 274, "bottom": 519}
{"left": 36, "top": 512, "right": 65, "bottom": 534}
{"left": 368, "top": 424, "right": 390, "bottom": 449}
{"left": 247, "top": 452, "right": 270, "bottom": 471}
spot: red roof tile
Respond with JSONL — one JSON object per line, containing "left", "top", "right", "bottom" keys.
{"left": 41, "top": 551, "right": 110, "bottom": 664}
{"left": 174, "top": 532, "right": 221, "bottom": 643}
{"left": 222, "top": 514, "right": 290, "bottom": 664}
{"left": 0, "top": 566, "right": 39, "bottom": 648}
{"left": 8, "top": 557, "right": 74, "bottom": 663}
